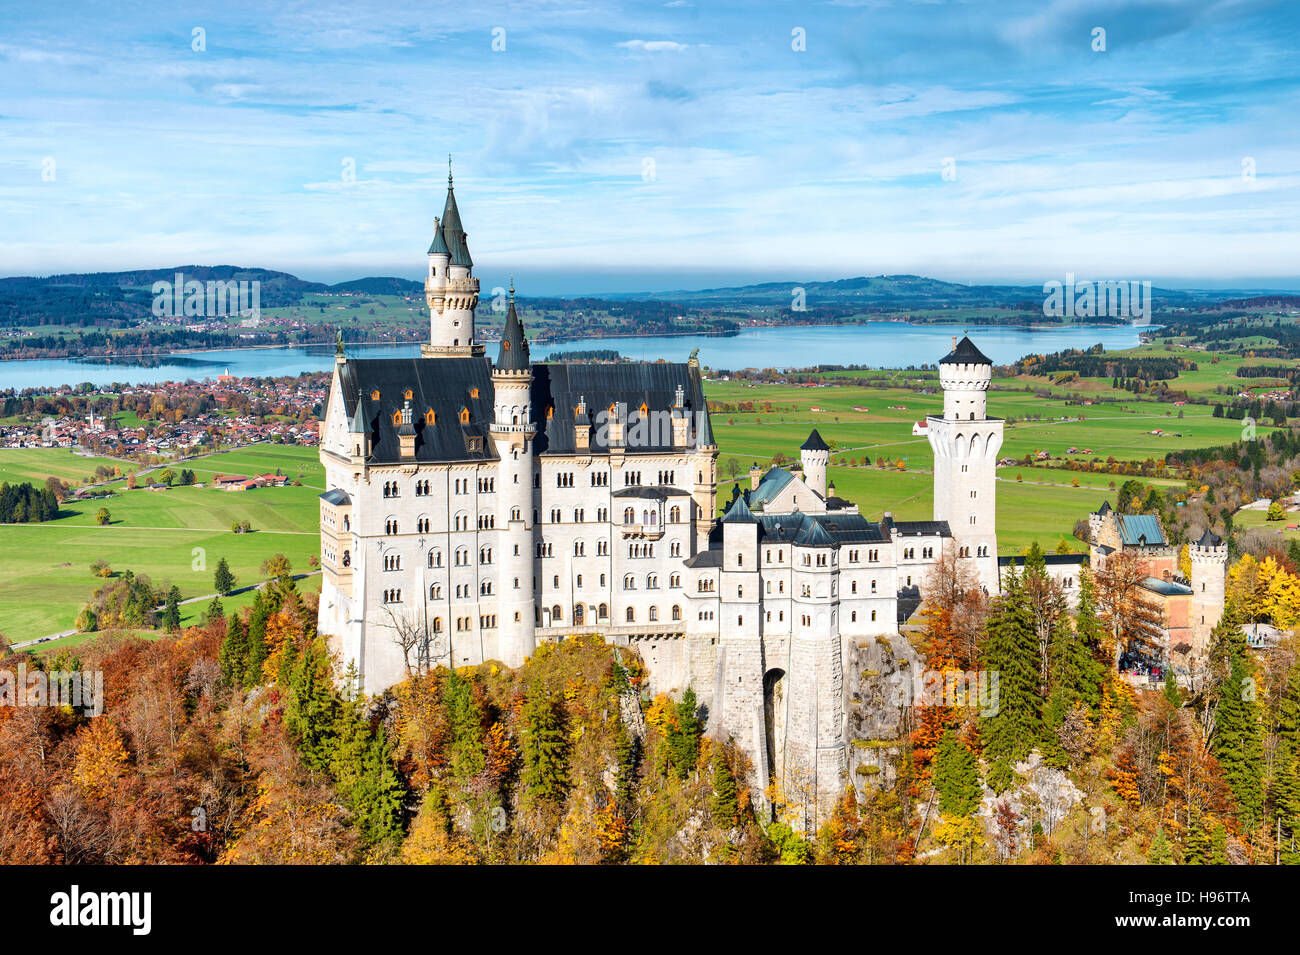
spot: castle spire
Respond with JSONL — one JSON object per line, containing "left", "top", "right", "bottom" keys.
{"left": 496, "top": 281, "right": 530, "bottom": 373}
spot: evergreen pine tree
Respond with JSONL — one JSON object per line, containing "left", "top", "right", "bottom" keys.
{"left": 1148, "top": 826, "right": 1174, "bottom": 864}
{"left": 667, "top": 688, "right": 702, "bottom": 778}
{"left": 162, "top": 585, "right": 182, "bottom": 632}
{"left": 1183, "top": 813, "right": 1211, "bottom": 865}
{"left": 1209, "top": 823, "right": 1229, "bottom": 865}
{"left": 330, "top": 702, "right": 405, "bottom": 847}
{"left": 981, "top": 564, "right": 1041, "bottom": 791}
{"left": 284, "top": 637, "right": 339, "bottom": 773}
{"left": 520, "top": 689, "right": 570, "bottom": 805}
{"left": 445, "top": 671, "right": 486, "bottom": 784}
{"left": 243, "top": 591, "right": 271, "bottom": 684}
{"left": 932, "top": 730, "right": 982, "bottom": 816}
{"left": 213, "top": 557, "right": 235, "bottom": 596}
{"left": 218, "top": 613, "right": 248, "bottom": 686}
{"left": 710, "top": 754, "right": 740, "bottom": 828}
{"left": 1211, "top": 619, "right": 1265, "bottom": 831}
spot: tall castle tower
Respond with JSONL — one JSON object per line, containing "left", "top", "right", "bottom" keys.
{"left": 926, "top": 336, "right": 1003, "bottom": 592}
{"left": 800, "top": 429, "right": 829, "bottom": 500}
{"left": 491, "top": 285, "right": 536, "bottom": 666}
{"left": 1189, "top": 529, "right": 1228, "bottom": 659}
{"left": 422, "top": 163, "right": 484, "bottom": 358}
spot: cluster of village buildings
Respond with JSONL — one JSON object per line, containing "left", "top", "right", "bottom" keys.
{"left": 0, "top": 372, "right": 325, "bottom": 458}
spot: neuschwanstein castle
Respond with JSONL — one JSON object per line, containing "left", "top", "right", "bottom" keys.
{"left": 316, "top": 172, "right": 1007, "bottom": 807}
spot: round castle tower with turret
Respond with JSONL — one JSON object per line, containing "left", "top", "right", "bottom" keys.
{"left": 926, "top": 336, "right": 1004, "bottom": 592}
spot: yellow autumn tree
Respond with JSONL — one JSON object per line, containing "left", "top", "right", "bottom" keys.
{"left": 72, "top": 718, "right": 129, "bottom": 799}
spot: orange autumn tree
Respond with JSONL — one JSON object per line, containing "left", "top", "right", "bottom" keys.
{"left": 72, "top": 718, "right": 129, "bottom": 800}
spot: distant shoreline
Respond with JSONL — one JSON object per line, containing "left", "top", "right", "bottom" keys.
{"left": 0, "top": 318, "right": 1147, "bottom": 365}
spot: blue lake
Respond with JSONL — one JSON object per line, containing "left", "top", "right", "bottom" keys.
{"left": 0, "top": 322, "right": 1149, "bottom": 391}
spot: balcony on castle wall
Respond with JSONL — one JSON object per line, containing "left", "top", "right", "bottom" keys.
{"left": 621, "top": 522, "right": 665, "bottom": 540}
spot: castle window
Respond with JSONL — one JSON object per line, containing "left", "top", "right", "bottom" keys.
{"left": 626, "top": 607, "right": 636, "bottom": 623}
{"left": 425, "top": 409, "right": 436, "bottom": 425}
{"left": 599, "top": 603, "right": 608, "bottom": 620}
{"left": 469, "top": 387, "right": 478, "bottom": 398}
{"left": 371, "top": 390, "right": 380, "bottom": 400}
{"left": 460, "top": 407, "right": 470, "bottom": 424}
{"left": 649, "top": 606, "right": 658, "bottom": 622}
{"left": 871, "top": 610, "right": 877, "bottom": 621}
{"left": 672, "top": 605, "right": 681, "bottom": 621}
{"left": 392, "top": 411, "right": 402, "bottom": 426}
{"left": 404, "top": 389, "right": 413, "bottom": 400}
{"left": 851, "top": 612, "right": 857, "bottom": 622}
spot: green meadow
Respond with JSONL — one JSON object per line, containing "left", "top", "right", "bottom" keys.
{"left": 0, "top": 445, "right": 323, "bottom": 644}
{"left": 0, "top": 447, "right": 137, "bottom": 486}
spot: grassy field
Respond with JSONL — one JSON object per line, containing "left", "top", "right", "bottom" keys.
{"left": 0, "top": 447, "right": 136, "bottom": 486}
{"left": 705, "top": 362, "right": 1261, "bottom": 556}
{"left": 0, "top": 445, "right": 322, "bottom": 644}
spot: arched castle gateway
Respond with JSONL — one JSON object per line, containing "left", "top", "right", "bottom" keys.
{"left": 316, "top": 174, "right": 1001, "bottom": 810}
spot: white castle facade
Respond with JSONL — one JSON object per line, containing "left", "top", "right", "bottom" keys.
{"left": 316, "top": 175, "right": 1004, "bottom": 808}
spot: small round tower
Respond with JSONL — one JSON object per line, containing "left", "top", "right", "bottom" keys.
{"left": 800, "top": 429, "right": 829, "bottom": 499}
{"left": 938, "top": 335, "right": 993, "bottom": 422}
{"left": 491, "top": 284, "right": 536, "bottom": 667}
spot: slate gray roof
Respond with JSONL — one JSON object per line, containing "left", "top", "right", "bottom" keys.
{"left": 439, "top": 176, "right": 473, "bottom": 268}
{"left": 427, "top": 216, "right": 450, "bottom": 256}
{"left": 612, "top": 486, "right": 691, "bottom": 500}
{"left": 723, "top": 495, "right": 757, "bottom": 523}
{"left": 335, "top": 355, "right": 711, "bottom": 464}
{"left": 801, "top": 429, "right": 829, "bottom": 451}
{"left": 748, "top": 467, "right": 794, "bottom": 510}
{"left": 496, "top": 290, "right": 530, "bottom": 373}
{"left": 532, "top": 361, "right": 709, "bottom": 455}
{"left": 939, "top": 335, "right": 992, "bottom": 366}
{"left": 337, "top": 357, "right": 497, "bottom": 465}
{"left": 1195, "top": 529, "right": 1223, "bottom": 547}
{"left": 319, "top": 488, "right": 351, "bottom": 506}
{"left": 883, "top": 517, "right": 952, "bottom": 537}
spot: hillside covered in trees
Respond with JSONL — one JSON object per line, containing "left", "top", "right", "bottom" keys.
{"left": 2, "top": 549, "right": 1298, "bottom": 865}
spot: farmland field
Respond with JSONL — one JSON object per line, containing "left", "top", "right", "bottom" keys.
{"left": 0, "top": 447, "right": 137, "bottom": 486}
{"left": 0, "top": 445, "right": 323, "bottom": 644}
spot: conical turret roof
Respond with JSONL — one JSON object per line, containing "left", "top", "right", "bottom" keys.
{"left": 496, "top": 285, "right": 530, "bottom": 373}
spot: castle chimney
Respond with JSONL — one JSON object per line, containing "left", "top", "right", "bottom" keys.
{"left": 398, "top": 400, "right": 416, "bottom": 459}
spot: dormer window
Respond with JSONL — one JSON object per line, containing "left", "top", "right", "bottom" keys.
{"left": 404, "top": 388, "right": 413, "bottom": 400}
{"left": 391, "top": 411, "right": 402, "bottom": 426}
{"left": 371, "top": 389, "right": 380, "bottom": 400}
{"left": 470, "top": 387, "right": 479, "bottom": 398}
{"left": 425, "top": 409, "right": 436, "bottom": 425}
{"left": 459, "top": 407, "right": 470, "bottom": 424}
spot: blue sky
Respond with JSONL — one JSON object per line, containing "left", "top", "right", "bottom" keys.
{"left": 2, "top": 0, "right": 1299, "bottom": 293}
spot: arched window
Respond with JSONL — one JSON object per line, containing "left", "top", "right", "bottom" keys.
{"left": 649, "top": 606, "right": 659, "bottom": 622}
{"left": 671, "top": 604, "right": 681, "bottom": 621}
{"left": 623, "top": 507, "right": 635, "bottom": 524}
{"left": 599, "top": 603, "right": 608, "bottom": 620}
{"left": 625, "top": 607, "right": 635, "bottom": 623}
{"left": 551, "top": 604, "right": 562, "bottom": 622}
